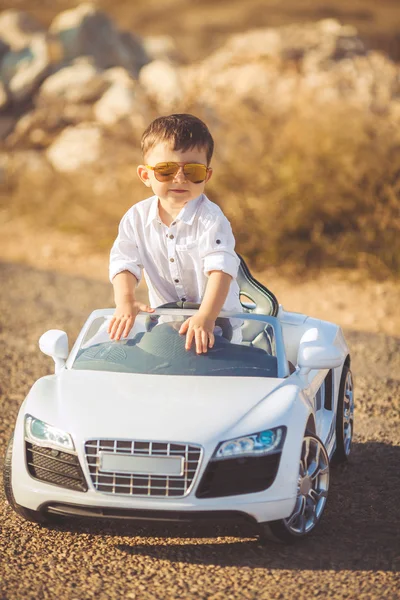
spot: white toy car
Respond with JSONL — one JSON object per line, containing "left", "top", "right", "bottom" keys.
{"left": 3, "top": 258, "right": 354, "bottom": 543}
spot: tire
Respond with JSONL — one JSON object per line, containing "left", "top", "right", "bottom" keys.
{"left": 259, "top": 433, "right": 330, "bottom": 543}
{"left": 3, "top": 435, "right": 50, "bottom": 525}
{"left": 332, "top": 365, "right": 354, "bottom": 464}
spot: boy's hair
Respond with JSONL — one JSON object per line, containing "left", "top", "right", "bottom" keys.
{"left": 141, "top": 114, "right": 214, "bottom": 165}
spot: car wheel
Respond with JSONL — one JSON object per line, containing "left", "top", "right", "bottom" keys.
{"left": 3, "top": 435, "right": 50, "bottom": 525}
{"left": 332, "top": 365, "right": 354, "bottom": 464}
{"left": 259, "top": 433, "right": 329, "bottom": 543}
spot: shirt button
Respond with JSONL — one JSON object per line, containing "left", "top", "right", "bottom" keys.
{"left": 174, "top": 279, "right": 179, "bottom": 283}
{"left": 172, "top": 222, "right": 176, "bottom": 226}
{"left": 169, "top": 234, "right": 174, "bottom": 239}
{"left": 216, "top": 239, "right": 221, "bottom": 244}
{"left": 170, "top": 257, "right": 175, "bottom": 262}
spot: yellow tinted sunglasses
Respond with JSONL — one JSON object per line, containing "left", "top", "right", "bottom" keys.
{"left": 146, "top": 162, "right": 209, "bottom": 184}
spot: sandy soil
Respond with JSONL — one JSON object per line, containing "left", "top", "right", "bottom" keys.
{"left": 0, "top": 258, "right": 399, "bottom": 600}
{"left": 2, "top": 217, "right": 400, "bottom": 338}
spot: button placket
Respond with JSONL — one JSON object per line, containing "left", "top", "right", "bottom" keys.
{"left": 168, "top": 223, "right": 185, "bottom": 299}
{"left": 167, "top": 224, "right": 181, "bottom": 295}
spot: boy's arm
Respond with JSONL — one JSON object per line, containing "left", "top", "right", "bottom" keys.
{"left": 179, "top": 270, "right": 232, "bottom": 353}
{"left": 108, "top": 271, "right": 154, "bottom": 341}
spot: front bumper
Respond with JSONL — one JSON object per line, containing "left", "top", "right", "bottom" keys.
{"left": 12, "top": 449, "right": 297, "bottom": 525}
{"left": 41, "top": 503, "right": 259, "bottom": 525}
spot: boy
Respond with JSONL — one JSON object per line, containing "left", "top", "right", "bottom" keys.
{"left": 108, "top": 113, "right": 242, "bottom": 353}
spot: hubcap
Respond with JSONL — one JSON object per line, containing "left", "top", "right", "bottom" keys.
{"left": 284, "top": 436, "right": 329, "bottom": 536}
{"left": 343, "top": 371, "right": 354, "bottom": 456}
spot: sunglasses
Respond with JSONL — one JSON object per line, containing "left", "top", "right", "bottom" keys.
{"left": 146, "top": 162, "right": 209, "bottom": 184}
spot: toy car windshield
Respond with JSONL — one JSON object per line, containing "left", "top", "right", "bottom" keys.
{"left": 72, "top": 313, "right": 279, "bottom": 378}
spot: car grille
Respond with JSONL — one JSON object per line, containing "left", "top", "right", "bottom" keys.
{"left": 85, "top": 439, "right": 202, "bottom": 497}
{"left": 26, "top": 442, "right": 88, "bottom": 492}
{"left": 196, "top": 453, "right": 282, "bottom": 498}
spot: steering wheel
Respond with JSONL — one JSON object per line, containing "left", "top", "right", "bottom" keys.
{"left": 145, "top": 301, "right": 233, "bottom": 341}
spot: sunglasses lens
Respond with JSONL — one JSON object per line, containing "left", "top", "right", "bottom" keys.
{"left": 152, "top": 163, "right": 208, "bottom": 183}
{"left": 153, "top": 163, "right": 179, "bottom": 181}
{"left": 183, "top": 164, "right": 208, "bottom": 183}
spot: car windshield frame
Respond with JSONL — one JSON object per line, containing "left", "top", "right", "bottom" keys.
{"left": 65, "top": 309, "right": 289, "bottom": 378}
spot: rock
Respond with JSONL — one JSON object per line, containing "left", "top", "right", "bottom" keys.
{"left": 7, "top": 109, "right": 60, "bottom": 146}
{"left": 179, "top": 19, "right": 394, "bottom": 116}
{"left": 0, "top": 152, "right": 11, "bottom": 185}
{"left": 62, "top": 103, "right": 94, "bottom": 125}
{"left": 10, "top": 150, "right": 53, "bottom": 181}
{"left": 49, "top": 3, "right": 149, "bottom": 75}
{"left": 102, "top": 67, "right": 135, "bottom": 86}
{"left": 0, "top": 82, "right": 9, "bottom": 111}
{"left": 1, "top": 35, "right": 53, "bottom": 103}
{"left": 38, "top": 61, "right": 110, "bottom": 104}
{"left": 0, "top": 116, "right": 15, "bottom": 140}
{"left": 46, "top": 125, "right": 103, "bottom": 172}
{"left": 0, "top": 10, "right": 45, "bottom": 51}
{"left": 0, "top": 37, "right": 9, "bottom": 62}
{"left": 142, "top": 35, "right": 181, "bottom": 63}
{"left": 139, "top": 60, "right": 184, "bottom": 112}
{"left": 93, "top": 78, "right": 149, "bottom": 128}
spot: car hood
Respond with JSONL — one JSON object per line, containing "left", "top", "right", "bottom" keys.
{"left": 28, "top": 369, "right": 284, "bottom": 445}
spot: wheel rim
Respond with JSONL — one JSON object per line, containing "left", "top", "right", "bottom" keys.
{"left": 343, "top": 370, "right": 354, "bottom": 456}
{"left": 284, "top": 436, "right": 329, "bottom": 536}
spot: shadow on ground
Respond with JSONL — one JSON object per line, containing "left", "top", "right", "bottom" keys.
{"left": 2, "top": 440, "right": 396, "bottom": 572}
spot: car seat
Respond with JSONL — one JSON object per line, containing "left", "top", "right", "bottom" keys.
{"left": 236, "top": 254, "right": 279, "bottom": 354}
{"left": 237, "top": 256, "right": 295, "bottom": 373}
{"left": 236, "top": 254, "right": 279, "bottom": 317}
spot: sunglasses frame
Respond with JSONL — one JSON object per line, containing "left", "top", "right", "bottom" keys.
{"left": 145, "top": 162, "right": 210, "bottom": 183}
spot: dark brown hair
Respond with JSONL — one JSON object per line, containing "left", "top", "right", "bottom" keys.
{"left": 141, "top": 114, "right": 214, "bottom": 165}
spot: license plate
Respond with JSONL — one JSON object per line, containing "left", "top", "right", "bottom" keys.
{"left": 99, "top": 452, "right": 184, "bottom": 476}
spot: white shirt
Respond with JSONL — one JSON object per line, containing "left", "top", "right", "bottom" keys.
{"left": 109, "top": 194, "right": 242, "bottom": 312}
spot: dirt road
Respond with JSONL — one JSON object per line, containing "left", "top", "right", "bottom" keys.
{"left": 0, "top": 261, "right": 399, "bottom": 600}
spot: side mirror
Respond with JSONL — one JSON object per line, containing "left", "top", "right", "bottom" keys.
{"left": 39, "top": 329, "right": 69, "bottom": 373}
{"left": 298, "top": 344, "right": 342, "bottom": 375}
{"left": 297, "top": 328, "right": 342, "bottom": 375}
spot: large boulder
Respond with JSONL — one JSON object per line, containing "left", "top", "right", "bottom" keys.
{"left": 8, "top": 107, "right": 64, "bottom": 148}
{"left": 38, "top": 60, "right": 109, "bottom": 104}
{"left": 139, "top": 60, "right": 184, "bottom": 113}
{"left": 49, "top": 3, "right": 149, "bottom": 76}
{"left": 46, "top": 124, "right": 103, "bottom": 172}
{"left": 0, "top": 10, "right": 44, "bottom": 51}
{"left": 142, "top": 35, "right": 181, "bottom": 64}
{"left": 0, "top": 81, "right": 9, "bottom": 111}
{"left": 180, "top": 19, "right": 398, "bottom": 114}
{"left": 1, "top": 35, "right": 55, "bottom": 103}
{"left": 0, "top": 116, "right": 15, "bottom": 141}
{"left": 0, "top": 37, "right": 9, "bottom": 62}
{"left": 93, "top": 75, "right": 150, "bottom": 129}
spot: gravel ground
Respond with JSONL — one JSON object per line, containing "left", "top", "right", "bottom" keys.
{"left": 0, "top": 261, "right": 399, "bottom": 600}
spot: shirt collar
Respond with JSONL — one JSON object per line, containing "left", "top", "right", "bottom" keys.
{"left": 145, "top": 194, "right": 204, "bottom": 227}
{"left": 176, "top": 194, "right": 204, "bottom": 225}
{"left": 145, "top": 196, "right": 161, "bottom": 227}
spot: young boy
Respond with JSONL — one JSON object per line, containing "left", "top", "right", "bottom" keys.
{"left": 108, "top": 113, "right": 242, "bottom": 353}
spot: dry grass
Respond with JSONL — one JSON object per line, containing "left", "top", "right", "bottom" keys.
{"left": 208, "top": 103, "right": 400, "bottom": 276}
{"left": 2, "top": 1, "right": 400, "bottom": 277}
{"left": 2, "top": 100, "right": 400, "bottom": 277}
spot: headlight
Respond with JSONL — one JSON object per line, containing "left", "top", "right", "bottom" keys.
{"left": 213, "top": 426, "right": 286, "bottom": 460}
{"left": 25, "top": 415, "right": 75, "bottom": 451}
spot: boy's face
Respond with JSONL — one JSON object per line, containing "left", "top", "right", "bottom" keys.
{"left": 137, "top": 142, "right": 213, "bottom": 207}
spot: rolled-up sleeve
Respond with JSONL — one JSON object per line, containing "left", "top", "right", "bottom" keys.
{"left": 200, "top": 216, "right": 240, "bottom": 279}
{"left": 109, "top": 211, "right": 143, "bottom": 283}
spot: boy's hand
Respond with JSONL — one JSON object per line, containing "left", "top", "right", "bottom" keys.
{"left": 179, "top": 314, "right": 215, "bottom": 353}
{"left": 108, "top": 301, "right": 154, "bottom": 341}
